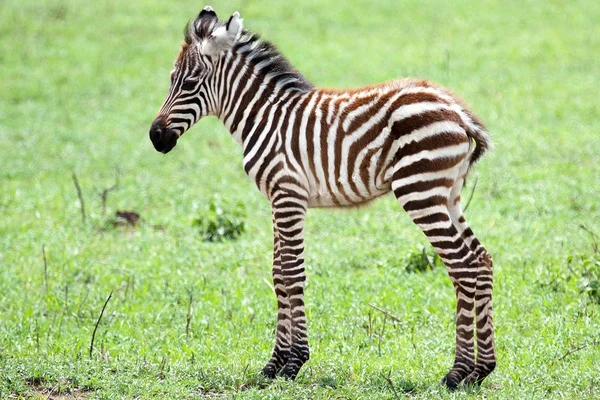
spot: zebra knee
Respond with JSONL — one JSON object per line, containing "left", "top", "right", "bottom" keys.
{"left": 479, "top": 250, "right": 493, "bottom": 269}
{"left": 472, "top": 244, "right": 492, "bottom": 264}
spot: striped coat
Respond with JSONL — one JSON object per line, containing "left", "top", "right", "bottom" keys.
{"left": 149, "top": 6, "right": 496, "bottom": 389}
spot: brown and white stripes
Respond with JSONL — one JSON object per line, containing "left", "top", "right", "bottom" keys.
{"left": 149, "top": 6, "right": 496, "bottom": 389}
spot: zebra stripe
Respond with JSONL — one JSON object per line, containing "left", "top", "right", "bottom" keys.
{"left": 150, "top": 7, "right": 496, "bottom": 389}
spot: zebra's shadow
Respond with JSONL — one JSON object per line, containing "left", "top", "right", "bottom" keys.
{"left": 194, "top": 367, "right": 478, "bottom": 396}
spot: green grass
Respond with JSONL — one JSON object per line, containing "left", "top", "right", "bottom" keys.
{"left": 1, "top": 0, "right": 599, "bottom": 398}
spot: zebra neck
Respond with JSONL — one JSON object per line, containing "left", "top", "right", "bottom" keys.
{"left": 214, "top": 39, "right": 313, "bottom": 146}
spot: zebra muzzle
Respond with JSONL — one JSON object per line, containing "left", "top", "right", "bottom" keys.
{"left": 149, "top": 118, "right": 179, "bottom": 154}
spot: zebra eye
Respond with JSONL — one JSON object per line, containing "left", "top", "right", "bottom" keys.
{"left": 181, "top": 78, "right": 198, "bottom": 91}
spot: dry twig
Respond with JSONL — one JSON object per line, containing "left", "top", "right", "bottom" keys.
{"left": 378, "top": 314, "right": 387, "bottom": 357}
{"left": 463, "top": 176, "right": 479, "bottom": 212}
{"left": 367, "top": 310, "right": 373, "bottom": 339}
{"left": 42, "top": 245, "right": 48, "bottom": 294}
{"left": 159, "top": 356, "right": 167, "bottom": 380}
{"left": 186, "top": 294, "right": 194, "bottom": 337}
{"left": 554, "top": 339, "right": 598, "bottom": 364}
{"left": 89, "top": 290, "right": 113, "bottom": 359}
{"left": 72, "top": 172, "right": 86, "bottom": 223}
{"left": 579, "top": 224, "right": 599, "bottom": 253}
{"left": 380, "top": 370, "right": 400, "bottom": 400}
{"left": 98, "top": 168, "right": 120, "bottom": 216}
{"left": 368, "top": 304, "right": 402, "bottom": 324}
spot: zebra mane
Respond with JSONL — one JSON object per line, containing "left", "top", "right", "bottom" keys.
{"left": 232, "top": 31, "right": 315, "bottom": 92}
{"left": 184, "top": 14, "right": 314, "bottom": 93}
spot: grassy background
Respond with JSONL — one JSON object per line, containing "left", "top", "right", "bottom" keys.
{"left": 1, "top": 0, "right": 599, "bottom": 398}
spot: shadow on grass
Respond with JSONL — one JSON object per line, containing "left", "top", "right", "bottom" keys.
{"left": 369, "top": 373, "right": 423, "bottom": 397}
{"left": 194, "top": 367, "right": 273, "bottom": 396}
{"left": 362, "top": 372, "right": 494, "bottom": 398}
{"left": 194, "top": 367, "right": 431, "bottom": 398}
{"left": 191, "top": 365, "right": 496, "bottom": 398}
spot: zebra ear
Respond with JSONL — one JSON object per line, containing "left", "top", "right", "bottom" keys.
{"left": 200, "top": 12, "right": 243, "bottom": 56}
{"left": 198, "top": 5, "right": 217, "bottom": 20}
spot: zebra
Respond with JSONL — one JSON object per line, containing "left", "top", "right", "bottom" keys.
{"left": 149, "top": 6, "right": 496, "bottom": 389}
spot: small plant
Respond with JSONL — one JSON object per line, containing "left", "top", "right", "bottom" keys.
{"left": 562, "top": 253, "right": 600, "bottom": 304}
{"left": 578, "top": 255, "right": 600, "bottom": 304}
{"left": 402, "top": 245, "right": 442, "bottom": 273}
{"left": 193, "top": 198, "right": 246, "bottom": 242}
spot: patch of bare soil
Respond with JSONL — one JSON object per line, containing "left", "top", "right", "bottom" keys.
{"left": 20, "top": 378, "right": 92, "bottom": 400}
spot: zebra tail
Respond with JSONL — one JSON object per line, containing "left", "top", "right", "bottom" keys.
{"left": 463, "top": 112, "right": 493, "bottom": 168}
{"left": 469, "top": 125, "right": 493, "bottom": 166}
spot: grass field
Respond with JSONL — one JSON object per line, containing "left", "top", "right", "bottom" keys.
{"left": 1, "top": 0, "right": 599, "bottom": 398}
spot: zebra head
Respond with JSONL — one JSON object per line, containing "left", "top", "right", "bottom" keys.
{"left": 149, "top": 6, "right": 243, "bottom": 153}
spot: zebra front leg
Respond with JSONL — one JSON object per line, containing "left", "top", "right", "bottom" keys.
{"left": 262, "top": 222, "right": 292, "bottom": 378}
{"left": 271, "top": 193, "right": 309, "bottom": 379}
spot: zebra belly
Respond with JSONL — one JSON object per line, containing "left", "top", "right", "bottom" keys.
{"left": 306, "top": 177, "right": 391, "bottom": 208}
{"left": 304, "top": 141, "right": 396, "bottom": 208}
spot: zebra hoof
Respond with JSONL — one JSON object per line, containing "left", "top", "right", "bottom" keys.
{"left": 261, "top": 364, "right": 278, "bottom": 379}
{"left": 440, "top": 373, "right": 461, "bottom": 391}
{"left": 278, "top": 363, "right": 300, "bottom": 380}
{"left": 461, "top": 371, "right": 482, "bottom": 387}
{"left": 462, "top": 362, "right": 495, "bottom": 387}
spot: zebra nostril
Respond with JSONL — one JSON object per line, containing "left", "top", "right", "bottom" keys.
{"left": 159, "top": 129, "right": 179, "bottom": 154}
{"left": 149, "top": 120, "right": 167, "bottom": 151}
{"left": 149, "top": 119, "right": 178, "bottom": 154}
{"left": 149, "top": 125, "right": 161, "bottom": 142}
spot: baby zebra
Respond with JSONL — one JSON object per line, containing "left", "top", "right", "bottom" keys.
{"left": 149, "top": 7, "right": 495, "bottom": 389}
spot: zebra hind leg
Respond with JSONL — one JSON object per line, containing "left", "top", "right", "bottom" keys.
{"left": 261, "top": 221, "right": 292, "bottom": 378}
{"left": 391, "top": 152, "right": 479, "bottom": 390}
{"left": 461, "top": 250, "right": 495, "bottom": 387}
{"left": 448, "top": 155, "right": 496, "bottom": 387}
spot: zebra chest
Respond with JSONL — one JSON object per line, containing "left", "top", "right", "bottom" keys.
{"left": 242, "top": 148, "right": 283, "bottom": 199}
